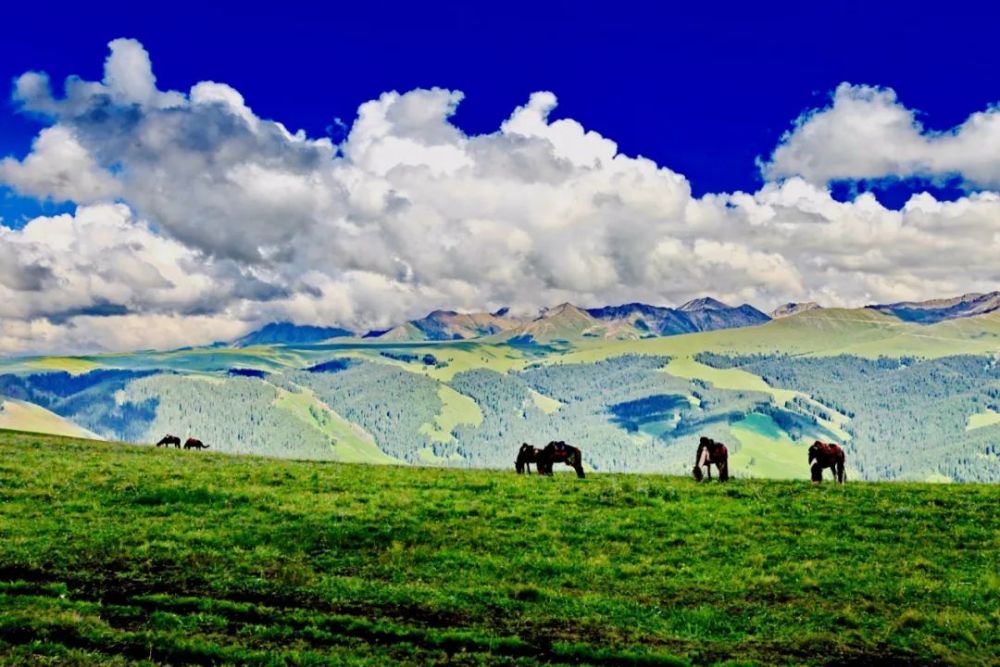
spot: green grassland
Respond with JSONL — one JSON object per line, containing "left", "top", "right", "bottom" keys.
{"left": 1, "top": 431, "right": 997, "bottom": 666}
{"left": 528, "top": 389, "right": 563, "bottom": 414}
{"left": 728, "top": 414, "right": 810, "bottom": 480}
{"left": 967, "top": 409, "right": 1000, "bottom": 431}
{"left": 419, "top": 385, "right": 484, "bottom": 444}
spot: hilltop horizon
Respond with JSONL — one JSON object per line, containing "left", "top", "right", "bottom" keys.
{"left": 5, "top": 288, "right": 1000, "bottom": 358}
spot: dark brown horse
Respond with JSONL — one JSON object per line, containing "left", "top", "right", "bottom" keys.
{"left": 183, "top": 437, "right": 210, "bottom": 450}
{"left": 693, "top": 436, "right": 729, "bottom": 482}
{"left": 156, "top": 434, "right": 181, "bottom": 448}
{"left": 535, "top": 441, "right": 585, "bottom": 478}
{"left": 515, "top": 443, "right": 542, "bottom": 474}
{"left": 808, "top": 441, "right": 845, "bottom": 483}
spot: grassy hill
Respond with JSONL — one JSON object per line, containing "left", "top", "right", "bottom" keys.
{"left": 1, "top": 431, "right": 997, "bottom": 666}
{"left": 0, "top": 399, "right": 101, "bottom": 439}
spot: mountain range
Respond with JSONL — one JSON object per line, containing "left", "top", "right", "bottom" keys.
{"left": 231, "top": 292, "right": 1000, "bottom": 346}
{"left": 2, "top": 289, "right": 999, "bottom": 482}
{"left": 866, "top": 291, "right": 1000, "bottom": 324}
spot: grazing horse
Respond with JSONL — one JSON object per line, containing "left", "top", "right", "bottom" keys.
{"left": 515, "top": 443, "right": 542, "bottom": 474}
{"left": 535, "top": 441, "right": 585, "bottom": 479}
{"left": 693, "top": 436, "right": 729, "bottom": 482}
{"left": 156, "top": 434, "right": 181, "bottom": 448}
{"left": 808, "top": 441, "right": 846, "bottom": 483}
{"left": 183, "top": 438, "right": 210, "bottom": 451}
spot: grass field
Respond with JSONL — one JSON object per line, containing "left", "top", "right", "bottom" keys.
{"left": 662, "top": 358, "right": 798, "bottom": 406}
{"left": 419, "top": 386, "right": 484, "bottom": 444}
{"left": 967, "top": 409, "right": 1000, "bottom": 432}
{"left": 727, "top": 414, "right": 809, "bottom": 480}
{"left": 0, "top": 431, "right": 997, "bottom": 666}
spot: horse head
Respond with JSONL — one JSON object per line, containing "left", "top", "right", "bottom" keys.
{"left": 515, "top": 443, "right": 535, "bottom": 473}
{"left": 808, "top": 441, "right": 828, "bottom": 465}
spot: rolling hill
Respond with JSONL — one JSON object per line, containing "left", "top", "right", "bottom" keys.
{"left": 0, "top": 297, "right": 999, "bottom": 482}
{"left": 770, "top": 301, "right": 821, "bottom": 318}
{"left": 0, "top": 399, "right": 101, "bottom": 439}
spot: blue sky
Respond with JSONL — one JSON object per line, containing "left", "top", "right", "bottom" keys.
{"left": 3, "top": 1, "right": 997, "bottom": 205}
{"left": 1, "top": 1, "right": 1000, "bottom": 354}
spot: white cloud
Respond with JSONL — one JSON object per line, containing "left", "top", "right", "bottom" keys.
{"left": 762, "top": 82, "right": 1000, "bottom": 188}
{"left": 0, "top": 40, "right": 999, "bottom": 355}
{"left": 0, "top": 126, "right": 119, "bottom": 203}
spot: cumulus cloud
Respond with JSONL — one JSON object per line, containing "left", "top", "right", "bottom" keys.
{"left": 762, "top": 83, "right": 1000, "bottom": 188}
{"left": 0, "top": 39, "right": 999, "bottom": 355}
{"left": 0, "top": 127, "right": 119, "bottom": 203}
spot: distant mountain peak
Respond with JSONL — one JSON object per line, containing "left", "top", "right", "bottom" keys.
{"left": 233, "top": 322, "right": 353, "bottom": 347}
{"left": 544, "top": 302, "right": 586, "bottom": 315}
{"left": 372, "top": 308, "right": 522, "bottom": 341}
{"left": 678, "top": 296, "right": 731, "bottom": 312}
{"left": 530, "top": 303, "right": 593, "bottom": 326}
{"left": 771, "top": 302, "right": 822, "bottom": 318}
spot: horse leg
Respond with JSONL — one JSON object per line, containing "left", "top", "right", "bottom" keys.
{"left": 706, "top": 464, "right": 712, "bottom": 480}
{"left": 836, "top": 462, "right": 845, "bottom": 483}
{"left": 718, "top": 460, "right": 729, "bottom": 482}
{"left": 572, "top": 452, "right": 585, "bottom": 479}
{"left": 811, "top": 463, "right": 823, "bottom": 483}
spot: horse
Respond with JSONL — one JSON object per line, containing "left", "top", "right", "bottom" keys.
{"left": 535, "top": 441, "right": 585, "bottom": 479}
{"left": 515, "top": 443, "right": 542, "bottom": 474}
{"left": 183, "top": 437, "right": 210, "bottom": 451}
{"left": 156, "top": 434, "right": 181, "bottom": 448}
{"left": 693, "top": 436, "right": 729, "bottom": 482}
{"left": 808, "top": 441, "right": 845, "bottom": 483}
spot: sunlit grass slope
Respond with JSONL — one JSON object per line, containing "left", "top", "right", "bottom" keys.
{"left": 0, "top": 400, "right": 101, "bottom": 439}
{"left": 1, "top": 431, "right": 997, "bottom": 666}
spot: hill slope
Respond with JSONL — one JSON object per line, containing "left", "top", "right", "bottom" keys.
{"left": 233, "top": 322, "right": 354, "bottom": 347}
{"left": 0, "top": 399, "right": 101, "bottom": 439}
{"left": 0, "top": 431, "right": 996, "bottom": 666}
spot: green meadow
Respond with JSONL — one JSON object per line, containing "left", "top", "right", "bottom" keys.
{"left": 1, "top": 431, "right": 997, "bottom": 666}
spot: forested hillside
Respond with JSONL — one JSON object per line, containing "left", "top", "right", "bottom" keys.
{"left": 1, "top": 309, "right": 999, "bottom": 481}
{"left": 697, "top": 353, "right": 1000, "bottom": 481}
